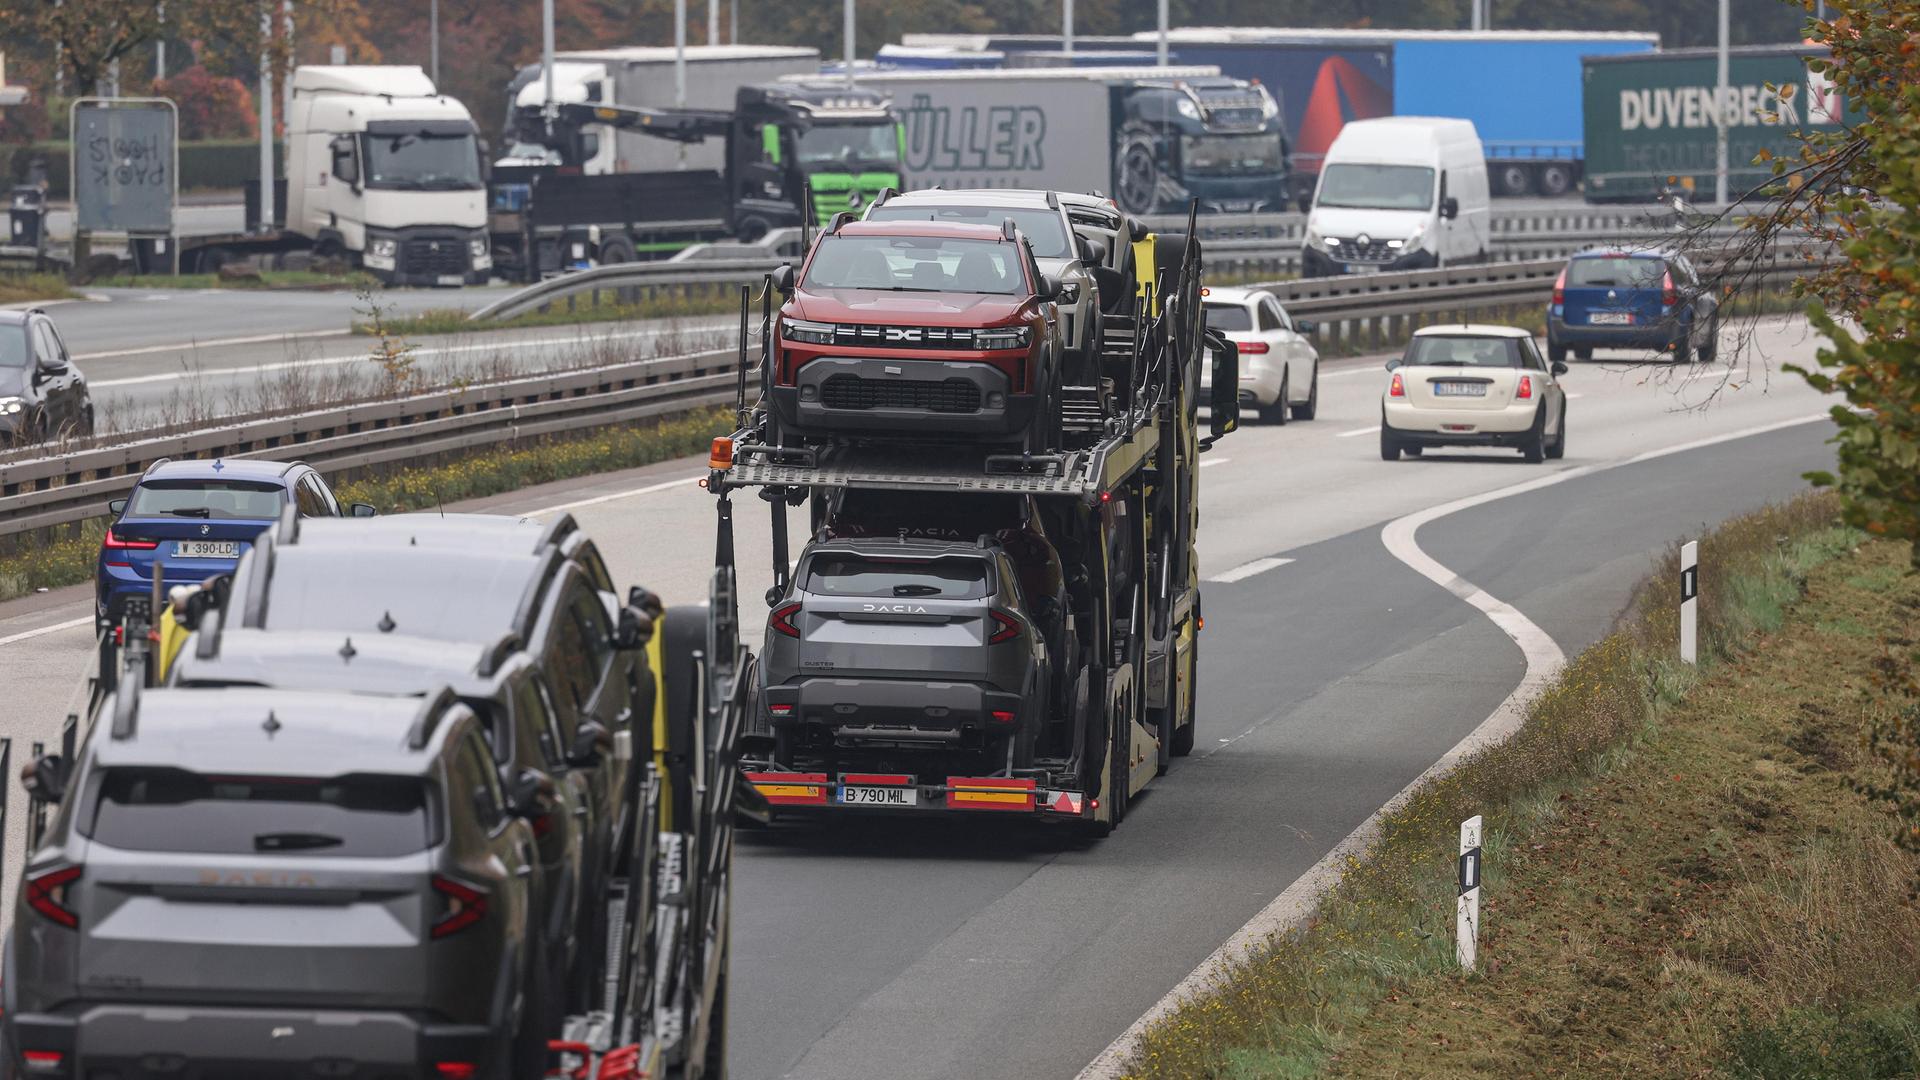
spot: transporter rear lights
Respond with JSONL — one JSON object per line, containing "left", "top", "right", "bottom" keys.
{"left": 429, "top": 875, "right": 488, "bottom": 939}
{"left": 744, "top": 772, "right": 830, "bottom": 806}
{"left": 708, "top": 436, "right": 734, "bottom": 471}
{"left": 945, "top": 777, "right": 1037, "bottom": 811}
{"left": 770, "top": 602, "right": 802, "bottom": 638}
{"left": 988, "top": 610, "right": 1021, "bottom": 644}
{"left": 1045, "top": 791, "right": 1084, "bottom": 815}
{"left": 1389, "top": 372, "right": 1405, "bottom": 397}
{"left": 24, "top": 865, "right": 81, "bottom": 929}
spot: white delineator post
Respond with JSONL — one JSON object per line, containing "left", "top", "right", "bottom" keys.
{"left": 1680, "top": 540, "right": 1699, "bottom": 665}
{"left": 1456, "top": 815, "right": 1482, "bottom": 972}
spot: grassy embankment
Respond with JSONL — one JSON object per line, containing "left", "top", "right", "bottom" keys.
{"left": 1123, "top": 491, "right": 1918, "bottom": 1079}
{"left": 0, "top": 273, "right": 79, "bottom": 305}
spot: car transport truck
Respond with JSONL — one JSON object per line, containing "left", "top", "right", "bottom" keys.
{"left": 809, "top": 66, "right": 1291, "bottom": 217}
{"left": 1580, "top": 43, "right": 1856, "bottom": 204}
{"left": 700, "top": 196, "right": 1240, "bottom": 835}
{"left": 178, "top": 65, "right": 492, "bottom": 285}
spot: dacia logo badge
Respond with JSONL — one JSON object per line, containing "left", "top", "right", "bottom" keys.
{"left": 883, "top": 327, "right": 922, "bottom": 343}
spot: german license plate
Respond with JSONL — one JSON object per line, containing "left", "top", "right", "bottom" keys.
{"left": 175, "top": 540, "right": 239, "bottom": 559}
{"left": 1432, "top": 382, "right": 1488, "bottom": 397}
{"left": 1588, "top": 312, "right": 1633, "bottom": 325}
{"left": 839, "top": 784, "right": 918, "bottom": 807}
{"left": 437, "top": 274, "right": 465, "bottom": 287}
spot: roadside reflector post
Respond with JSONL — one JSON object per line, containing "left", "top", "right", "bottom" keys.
{"left": 1456, "top": 814, "right": 1482, "bottom": 973}
{"left": 1680, "top": 540, "right": 1699, "bottom": 665}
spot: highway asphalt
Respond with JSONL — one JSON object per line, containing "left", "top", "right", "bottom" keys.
{"left": 0, "top": 315, "right": 1838, "bottom": 1078}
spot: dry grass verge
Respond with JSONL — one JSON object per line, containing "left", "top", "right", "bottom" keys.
{"left": 0, "top": 273, "right": 80, "bottom": 305}
{"left": 0, "top": 407, "right": 732, "bottom": 603}
{"left": 1123, "top": 491, "right": 1875, "bottom": 1079}
{"left": 363, "top": 286, "right": 750, "bottom": 337}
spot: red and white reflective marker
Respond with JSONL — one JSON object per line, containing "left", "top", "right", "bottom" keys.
{"left": 1456, "top": 814, "right": 1483, "bottom": 973}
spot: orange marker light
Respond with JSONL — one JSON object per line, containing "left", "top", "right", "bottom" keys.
{"left": 708, "top": 436, "right": 734, "bottom": 470}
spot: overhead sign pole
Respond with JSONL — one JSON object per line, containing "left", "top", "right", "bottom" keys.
{"left": 1063, "top": 0, "right": 1074, "bottom": 57}
{"left": 1714, "top": 0, "right": 1730, "bottom": 206}
{"left": 844, "top": 0, "right": 856, "bottom": 88}
{"left": 542, "top": 0, "right": 556, "bottom": 133}
{"left": 258, "top": 7, "right": 274, "bottom": 234}
{"left": 1156, "top": 0, "right": 1168, "bottom": 66}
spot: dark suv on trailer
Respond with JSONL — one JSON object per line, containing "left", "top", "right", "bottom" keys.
{"left": 771, "top": 218, "right": 1067, "bottom": 451}
{"left": 4, "top": 685, "right": 551, "bottom": 1079}
{"left": 760, "top": 534, "right": 1054, "bottom": 777}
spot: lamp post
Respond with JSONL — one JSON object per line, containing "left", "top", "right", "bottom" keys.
{"left": 1714, "top": 0, "right": 1729, "bottom": 206}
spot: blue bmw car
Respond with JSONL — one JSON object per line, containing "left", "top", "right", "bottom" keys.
{"left": 96, "top": 459, "right": 373, "bottom": 627}
{"left": 1546, "top": 247, "right": 1720, "bottom": 365}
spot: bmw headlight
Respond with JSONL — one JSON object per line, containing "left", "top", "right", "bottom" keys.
{"left": 1174, "top": 97, "right": 1200, "bottom": 120}
{"left": 0, "top": 396, "right": 23, "bottom": 415}
{"left": 782, "top": 318, "right": 836, "bottom": 345}
{"left": 368, "top": 238, "right": 398, "bottom": 259}
{"left": 974, "top": 325, "right": 1032, "bottom": 350}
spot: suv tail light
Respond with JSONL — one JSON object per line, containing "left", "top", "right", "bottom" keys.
{"left": 430, "top": 875, "right": 488, "bottom": 939}
{"left": 1389, "top": 372, "right": 1405, "bottom": 398}
{"left": 25, "top": 865, "right": 81, "bottom": 929}
{"left": 1551, "top": 268, "right": 1566, "bottom": 306}
{"left": 1233, "top": 340, "right": 1270, "bottom": 354}
{"left": 770, "top": 603, "right": 802, "bottom": 638}
{"left": 1516, "top": 375, "right": 1533, "bottom": 400}
{"left": 19, "top": 1051, "right": 64, "bottom": 1073}
{"left": 988, "top": 610, "right": 1021, "bottom": 645}
{"left": 1662, "top": 270, "right": 1677, "bottom": 308}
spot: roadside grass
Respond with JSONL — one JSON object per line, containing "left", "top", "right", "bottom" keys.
{"left": 89, "top": 270, "right": 377, "bottom": 291}
{"left": 361, "top": 286, "right": 751, "bottom": 337}
{"left": 0, "top": 273, "right": 80, "bottom": 305}
{"left": 1122, "top": 490, "right": 1869, "bottom": 1079}
{"left": 0, "top": 407, "right": 733, "bottom": 604}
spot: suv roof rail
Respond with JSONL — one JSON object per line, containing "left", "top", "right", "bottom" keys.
{"left": 826, "top": 210, "right": 857, "bottom": 234}
{"left": 277, "top": 460, "right": 309, "bottom": 476}
{"left": 510, "top": 548, "right": 568, "bottom": 641}
{"left": 1045, "top": 190, "right": 1059, "bottom": 210}
{"left": 406, "top": 686, "right": 461, "bottom": 751}
{"left": 478, "top": 631, "right": 524, "bottom": 677}
{"left": 872, "top": 186, "right": 895, "bottom": 207}
{"left": 143, "top": 456, "right": 174, "bottom": 477}
{"left": 1001, "top": 218, "right": 1018, "bottom": 241}
{"left": 239, "top": 534, "right": 277, "bottom": 629}
{"left": 110, "top": 678, "right": 141, "bottom": 740}
{"left": 535, "top": 512, "right": 578, "bottom": 553}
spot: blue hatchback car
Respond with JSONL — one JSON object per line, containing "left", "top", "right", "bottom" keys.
{"left": 96, "top": 459, "right": 372, "bottom": 627}
{"left": 1546, "top": 247, "right": 1720, "bottom": 365}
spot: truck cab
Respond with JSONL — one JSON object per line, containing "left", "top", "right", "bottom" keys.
{"left": 1116, "top": 77, "right": 1292, "bottom": 216}
{"left": 286, "top": 65, "right": 491, "bottom": 286}
{"left": 731, "top": 83, "right": 901, "bottom": 240}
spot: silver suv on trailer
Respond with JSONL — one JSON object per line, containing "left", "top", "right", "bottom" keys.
{"left": 3, "top": 684, "right": 551, "bottom": 1079}
{"left": 760, "top": 535, "right": 1053, "bottom": 774}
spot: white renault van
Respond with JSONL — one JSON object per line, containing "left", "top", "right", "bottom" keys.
{"left": 1301, "top": 117, "right": 1490, "bottom": 277}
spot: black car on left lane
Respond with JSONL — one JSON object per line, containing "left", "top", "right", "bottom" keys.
{"left": 0, "top": 308, "right": 92, "bottom": 443}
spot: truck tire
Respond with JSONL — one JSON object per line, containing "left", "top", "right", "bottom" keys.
{"left": 1113, "top": 132, "right": 1161, "bottom": 217}
{"left": 1170, "top": 611, "right": 1197, "bottom": 758}
{"left": 736, "top": 216, "right": 772, "bottom": 244}
{"left": 1494, "top": 163, "right": 1532, "bottom": 197}
{"left": 599, "top": 236, "right": 636, "bottom": 264}
{"left": 1537, "top": 164, "right": 1575, "bottom": 198}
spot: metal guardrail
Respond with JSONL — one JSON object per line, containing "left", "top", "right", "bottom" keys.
{"left": 470, "top": 212, "right": 1742, "bottom": 327}
{"left": 0, "top": 348, "right": 743, "bottom": 536}
{"left": 0, "top": 243, "right": 1831, "bottom": 540}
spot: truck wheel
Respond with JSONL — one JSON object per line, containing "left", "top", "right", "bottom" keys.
{"left": 1113, "top": 134, "right": 1160, "bottom": 217}
{"left": 599, "top": 236, "right": 636, "bottom": 264}
{"left": 1494, "top": 164, "right": 1532, "bottom": 197}
{"left": 1537, "top": 164, "right": 1575, "bottom": 198}
{"left": 1170, "top": 614, "right": 1197, "bottom": 758}
{"left": 736, "top": 216, "right": 771, "bottom": 244}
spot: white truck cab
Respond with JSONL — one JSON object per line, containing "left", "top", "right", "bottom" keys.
{"left": 1302, "top": 117, "right": 1490, "bottom": 278}
{"left": 287, "top": 65, "right": 491, "bottom": 286}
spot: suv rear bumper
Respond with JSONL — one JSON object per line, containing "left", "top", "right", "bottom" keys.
{"left": 773, "top": 357, "right": 1034, "bottom": 439}
{"left": 1548, "top": 312, "right": 1688, "bottom": 351}
{"left": 767, "top": 676, "right": 1025, "bottom": 738}
{"left": 10, "top": 1004, "right": 491, "bottom": 1076}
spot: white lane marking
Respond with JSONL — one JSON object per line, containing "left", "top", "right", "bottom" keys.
{"left": 1198, "top": 457, "right": 1230, "bottom": 469}
{"left": 1565, "top": 392, "right": 1585, "bottom": 400}
{"left": 526, "top": 474, "right": 702, "bottom": 517}
{"left": 0, "top": 615, "right": 94, "bottom": 648}
{"left": 78, "top": 328, "right": 352, "bottom": 361}
{"left": 90, "top": 321, "right": 734, "bottom": 387}
{"left": 1078, "top": 407, "right": 1833, "bottom": 1080}
{"left": 1322, "top": 366, "right": 1388, "bottom": 380}
{"left": 1337, "top": 425, "right": 1381, "bottom": 438}
{"left": 1206, "top": 556, "right": 1293, "bottom": 583}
